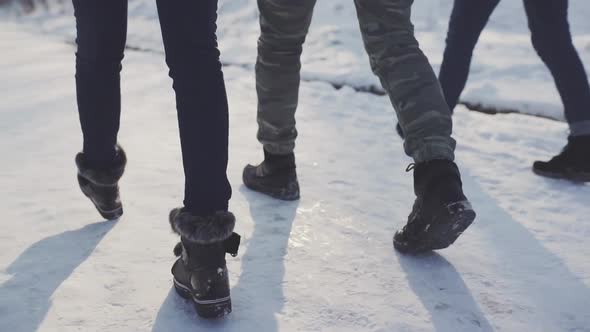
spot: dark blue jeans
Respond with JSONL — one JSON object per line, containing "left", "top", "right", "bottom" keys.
{"left": 439, "top": 0, "right": 590, "bottom": 136}
{"left": 73, "top": 0, "right": 231, "bottom": 215}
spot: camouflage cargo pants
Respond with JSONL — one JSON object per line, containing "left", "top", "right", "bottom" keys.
{"left": 256, "top": 0, "right": 456, "bottom": 162}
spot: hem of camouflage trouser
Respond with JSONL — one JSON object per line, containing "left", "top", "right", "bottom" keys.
{"left": 569, "top": 120, "right": 590, "bottom": 137}
{"left": 263, "top": 143, "right": 296, "bottom": 156}
{"left": 409, "top": 143, "right": 455, "bottom": 163}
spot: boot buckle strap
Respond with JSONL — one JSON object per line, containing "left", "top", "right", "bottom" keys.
{"left": 224, "top": 232, "right": 241, "bottom": 257}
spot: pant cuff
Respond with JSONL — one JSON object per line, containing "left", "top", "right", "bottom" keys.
{"left": 405, "top": 139, "right": 456, "bottom": 163}
{"left": 569, "top": 120, "right": 590, "bottom": 137}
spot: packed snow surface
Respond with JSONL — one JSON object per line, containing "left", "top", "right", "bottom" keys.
{"left": 3, "top": 0, "right": 590, "bottom": 120}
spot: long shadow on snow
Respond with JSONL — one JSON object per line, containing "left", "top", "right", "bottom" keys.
{"left": 465, "top": 168, "right": 590, "bottom": 330}
{"left": 398, "top": 252, "right": 494, "bottom": 332}
{"left": 151, "top": 186, "right": 298, "bottom": 331}
{"left": 409, "top": 168, "right": 590, "bottom": 331}
{"left": 231, "top": 186, "right": 299, "bottom": 331}
{"left": 0, "top": 220, "right": 116, "bottom": 332}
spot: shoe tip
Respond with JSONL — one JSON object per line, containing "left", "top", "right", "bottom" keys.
{"left": 532, "top": 160, "right": 547, "bottom": 171}
{"left": 169, "top": 207, "right": 182, "bottom": 222}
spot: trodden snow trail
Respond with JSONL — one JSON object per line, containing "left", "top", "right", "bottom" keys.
{"left": 3, "top": 0, "right": 590, "bottom": 121}
{"left": 1, "top": 22, "right": 589, "bottom": 332}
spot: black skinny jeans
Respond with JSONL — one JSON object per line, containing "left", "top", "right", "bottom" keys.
{"left": 439, "top": 0, "right": 590, "bottom": 135}
{"left": 73, "top": 0, "right": 231, "bottom": 215}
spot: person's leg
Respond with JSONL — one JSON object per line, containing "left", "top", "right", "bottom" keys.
{"left": 439, "top": 0, "right": 500, "bottom": 112}
{"left": 155, "top": 0, "right": 231, "bottom": 216}
{"left": 525, "top": 0, "right": 590, "bottom": 182}
{"left": 73, "top": 0, "right": 127, "bottom": 168}
{"left": 395, "top": 0, "right": 499, "bottom": 138}
{"left": 255, "top": 0, "right": 317, "bottom": 155}
{"left": 355, "top": 0, "right": 454, "bottom": 162}
{"left": 354, "top": 0, "right": 476, "bottom": 253}
{"left": 242, "top": 0, "right": 317, "bottom": 201}
{"left": 524, "top": 0, "right": 590, "bottom": 134}
{"left": 72, "top": 0, "right": 127, "bottom": 220}
{"left": 155, "top": 0, "right": 240, "bottom": 318}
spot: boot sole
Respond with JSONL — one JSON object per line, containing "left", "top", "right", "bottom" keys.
{"left": 245, "top": 185, "right": 300, "bottom": 201}
{"left": 78, "top": 176, "right": 123, "bottom": 220}
{"left": 243, "top": 175, "right": 300, "bottom": 201}
{"left": 173, "top": 278, "right": 232, "bottom": 319}
{"left": 394, "top": 201, "right": 476, "bottom": 254}
{"left": 532, "top": 168, "right": 590, "bottom": 183}
{"left": 80, "top": 186, "right": 123, "bottom": 220}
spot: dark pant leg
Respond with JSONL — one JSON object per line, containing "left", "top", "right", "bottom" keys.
{"left": 524, "top": 0, "right": 590, "bottom": 135}
{"left": 73, "top": 0, "right": 127, "bottom": 168}
{"left": 438, "top": 0, "right": 499, "bottom": 112}
{"left": 155, "top": 0, "right": 231, "bottom": 215}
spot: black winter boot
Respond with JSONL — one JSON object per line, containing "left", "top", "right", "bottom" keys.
{"left": 75, "top": 144, "right": 126, "bottom": 220}
{"left": 243, "top": 150, "right": 300, "bottom": 200}
{"left": 533, "top": 135, "right": 590, "bottom": 182}
{"left": 396, "top": 122, "right": 405, "bottom": 139}
{"left": 169, "top": 208, "right": 240, "bottom": 319}
{"left": 393, "top": 160, "right": 476, "bottom": 254}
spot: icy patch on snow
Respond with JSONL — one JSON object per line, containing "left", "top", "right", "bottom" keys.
{"left": 0, "top": 272, "right": 11, "bottom": 285}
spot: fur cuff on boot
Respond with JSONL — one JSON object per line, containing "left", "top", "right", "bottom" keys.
{"left": 76, "top": 144, "right": 127, "bottom": 186}
{"left": 169, "top": 208, "right": 236, "bottom": 245}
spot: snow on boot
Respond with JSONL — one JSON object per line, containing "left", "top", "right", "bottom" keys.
{"left": 75, "top": 144, "right": 126, "bottom": 220}
{"left": 243, "top": 150, "right": 300, "bottom": 200}
{"left": 394, "top": 160, "right": 476, "bottom": 254}
{"left": 169, "top": 208, "right": 240, "bottom": 319}
{"left": 533, "top": 135, "right": 590, "bottom": 182}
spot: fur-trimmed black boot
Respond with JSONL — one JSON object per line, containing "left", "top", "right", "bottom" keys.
{"left": 533, "top": 135, "right": 590, "bottom": 182}
{"left": 396, "top": 122, "right": 405, "bottom": 139}
{"left": 243, "top": 150, "right": 300, "bottom": 200}
{"left": 393, "top": 160, "right": 476, "bottom": 254}
{"left": 75, "top": 145, "right": 126, "bottom": 220}
{"left": 169, "top": 208, "right": 240, "bottom": 319}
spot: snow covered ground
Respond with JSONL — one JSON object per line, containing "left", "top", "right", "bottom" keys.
{"left": 2, "top": 0, "right": 590, "bottom": 120}
{"left": 1, "top": 4, "right": 590, "bottom": 332}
